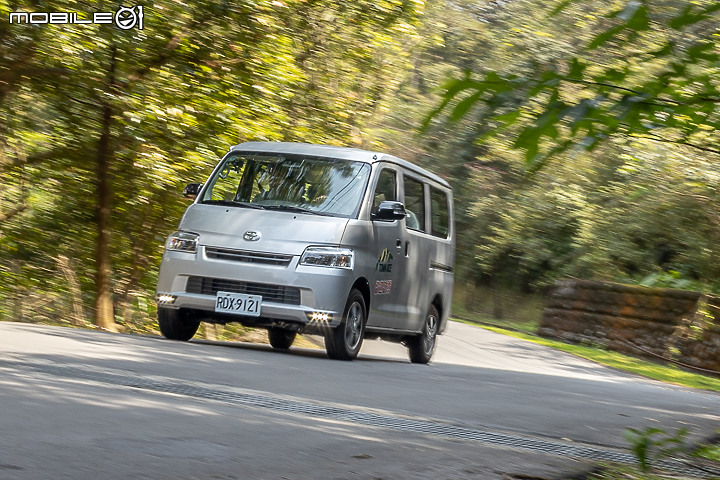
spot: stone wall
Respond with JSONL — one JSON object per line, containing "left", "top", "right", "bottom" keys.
{"left": 539, "top": 279, "right": 720, "bottom": 374}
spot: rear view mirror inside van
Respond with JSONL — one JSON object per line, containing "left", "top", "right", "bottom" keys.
{"left": 372, "top": 200, "right": 407, "bottom": 221}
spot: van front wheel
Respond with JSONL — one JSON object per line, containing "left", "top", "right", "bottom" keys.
{"left": 325, "top": 289, "right": 366, "bottom": 360}
{"left": 408, "top": 305, "right": 439, "bottom": 364}
{"left": 158, "top": 308, "right": 200, "bottom": 341}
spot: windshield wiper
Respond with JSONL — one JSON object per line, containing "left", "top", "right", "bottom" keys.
{"left": 263, "top": 205, "right": 323, "bottom": 215}
{"left": 234, "top": 201, "right": 265, "bottom": 210}
{"left": 202, "top": 200, "right": 265, "bottom": 209}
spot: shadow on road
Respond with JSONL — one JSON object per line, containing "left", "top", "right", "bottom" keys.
{"left": 2, "top": 321, "right": 719, "bottom": 450}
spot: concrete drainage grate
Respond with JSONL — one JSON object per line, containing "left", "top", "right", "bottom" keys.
{"left": 0, "top": 358, "right": 709, "bottom": 476}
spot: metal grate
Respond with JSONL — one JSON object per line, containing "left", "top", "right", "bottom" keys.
{"left": 205, "top": 247, "right": 293, "bottom": 266}
{"left": 0, "top": 357, "right": 711, "bottom": 477}
{"left": 186, "top": 276, "right": 300, "bottom": 305}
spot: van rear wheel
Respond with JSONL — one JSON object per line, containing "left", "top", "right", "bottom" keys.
{"left": 158, "top": 308, "right": 200, "bottom": 341}
{"left": 268, "top": 327, "right": 296, "bottom": 350}
{"left": 325, "top": 289, "right": 366, "bottom": 360}
{"left": 408, "top": 305, "right": 439, "bottom": 364}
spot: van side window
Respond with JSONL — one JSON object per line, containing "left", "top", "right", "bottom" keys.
{"left": 372, "top": 169, "right": 397, "bottom": 211}
{"left": 404, "top": 176, "right": 426, "bottom": 232}
{"left": 430, "top": 187, "right": 449, "bottom": 238}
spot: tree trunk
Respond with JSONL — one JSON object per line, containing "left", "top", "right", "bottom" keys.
{"left": 94, "top": 45, "right": 118, "bottom": 332}
{"left": 10, "top": 260, "right": 23, "bottom": 322}
{"left": 57, "top": 255, "right": 86, "bottom": 327}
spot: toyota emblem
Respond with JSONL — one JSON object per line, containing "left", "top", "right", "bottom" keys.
{"left": 243, "top": 231, "right": 261, "bottom": 241}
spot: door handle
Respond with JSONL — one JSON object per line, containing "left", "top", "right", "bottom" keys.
{"left": 404, "top": 241, "right": 410, "bottom": 257}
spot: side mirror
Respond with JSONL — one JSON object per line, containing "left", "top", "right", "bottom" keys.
{"left": 183, "top": 183, "right": 203, "bottom": 200}
{"left": 372, "top": 200, "right": 407, "bottom": 221}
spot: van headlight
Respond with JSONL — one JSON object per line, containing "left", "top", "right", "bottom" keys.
{"left": 166, "top": 231, "right": 199, "bottom": 253}
{"left": 299, "top": 247, "right": 354, "bottom": 269}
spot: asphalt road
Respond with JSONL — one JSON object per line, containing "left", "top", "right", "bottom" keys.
{"left": 1, "top": 320, "right": 719, "bottom": 480}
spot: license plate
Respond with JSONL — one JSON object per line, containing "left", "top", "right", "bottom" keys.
{"left": 215, "top": 291, "right": 262, "bottom": 317}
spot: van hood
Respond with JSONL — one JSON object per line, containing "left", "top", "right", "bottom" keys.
{"left": 178, "top": 203, "right": 349, "bottom": 255}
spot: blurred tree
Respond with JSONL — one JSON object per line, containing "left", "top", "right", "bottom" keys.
{"left": 386, "top": 0, "right": 720, "bottom": 312}
{"left": 427, "top": 0, "right": 720, "bottom": 171}
{"left": 4, "top": 0, "right": 720, "bottom": 331}
{"left": 0, "top": 0, "right": 423, "bottom": 329}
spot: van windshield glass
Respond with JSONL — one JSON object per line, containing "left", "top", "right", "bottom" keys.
{"left": 200, "top": 152, "right": 371, "bottom": 218}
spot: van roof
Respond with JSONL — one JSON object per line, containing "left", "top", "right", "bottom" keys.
{"left": 231, "top": 141, "right": 450, "bottom": 189}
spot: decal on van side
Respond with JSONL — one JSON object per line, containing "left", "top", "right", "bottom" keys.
{"left": 374, "top": 280, "right": 392, "bottom": 295}
{"left": 375, "top": 248, "right": 393, "bottom": 273}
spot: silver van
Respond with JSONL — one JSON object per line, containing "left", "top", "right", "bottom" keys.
{"left": 156, "top": 142, "right": 454, "bottom": 363}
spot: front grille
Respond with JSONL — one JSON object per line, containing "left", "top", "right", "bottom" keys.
{"left": 205, "top": 247, "right": 293, "bottom": 266}
{"left": 185, "top": 276, "right": 301, "bottom": 305}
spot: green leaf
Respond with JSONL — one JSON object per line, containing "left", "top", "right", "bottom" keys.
{"left": 484, "top": 71, "right": 514, "bottom": 93}
{"left": 594, "top": 67, "right": 629, "bottom": 84}
{"left": 688, "top": 42, "right": 718, "bottom": 62}
{"left": 669, "top": 3, "right": 720, "bottom": 29}
{"left": 441, "top": 76, "right": 485, "bottom": 100}
{"left": 563, "top": 101, "right": 592, "bottom": 130}
{"left": 450, "top": 91, "right": 482, "bottom": 121}
{"left": 567, "top": 58, "right": 586, "bottom": 80}
{"left": 492, "top": 109, "right": 522, "bottom": 126}
{"left": 590, "top": 1, "right": 648, "bottom": 49}
{"left": 550, "top": 0, "right": 574, "bottom": 16}
{"left": 526, "top": 140, "right": 572, "bottom": 173}
{"left": 588, "top": 24, "right": 625, "bottom": 49}
{"left": 669, "top": 5, "right": 699, "bottom": 29}
{"left": 627, "top": 5, "right": 649, "bottom": 31}
{"left": 650, "top": 41, "right": 675, "bottom": 57}
{"left": 529, "top": 71, "right": 560, "bottom": 96}
{"left": 514, "top": 126, "right": 542, "bottom": 161}
{"left": 421, "top": 76, "right": 486, "bottom": 130}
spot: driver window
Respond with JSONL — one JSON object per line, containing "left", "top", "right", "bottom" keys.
{"left": 372, "top": 168, "right": 397, "bottom": 212}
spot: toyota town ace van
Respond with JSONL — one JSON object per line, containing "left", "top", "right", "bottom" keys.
{"left": 155, "top": 142, "right": 454, "bottom": 363}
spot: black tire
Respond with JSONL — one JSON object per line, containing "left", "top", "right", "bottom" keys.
{"left": 325, "top": 288, "right": 366, "bottom": 361}
{"left": 157, "top": 308, "right": 200, "bottom": 341}
{"left": 268, "top": 327, "right": 296, "bottom": 350}
{"left": 408, "top": 305, "right": 439, "bottom": 364}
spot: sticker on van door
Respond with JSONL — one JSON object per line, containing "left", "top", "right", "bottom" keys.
{"left": 375, "top": 248, "right": 393, "bottom": 273}
{"left": 374, "top": 280, "right": 392, "bottom": 295}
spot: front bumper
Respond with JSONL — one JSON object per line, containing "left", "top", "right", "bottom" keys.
{"left": 156, "top": 247, "right": 354, "bottom": 330}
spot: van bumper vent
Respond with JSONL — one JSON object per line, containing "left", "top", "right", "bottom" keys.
{"left": 186, "top": 276, "right": 301, "bottom": 305}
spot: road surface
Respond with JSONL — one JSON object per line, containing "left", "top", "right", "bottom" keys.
{"left": 1, "top": 320, "right": 718, "bottom": 479}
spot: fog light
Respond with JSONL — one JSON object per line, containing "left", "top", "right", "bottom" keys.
{"left": 157, "top": 294, "right": 176, "bottom": 304}
{"left": 308, "top": 311, "right": 332, "bottom": 323}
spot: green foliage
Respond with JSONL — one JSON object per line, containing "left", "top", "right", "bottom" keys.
{"left": 407, "top": 0, "right": 720, "bottom": 297}
{"left": 0, "top": 0, "right": 424, "bottom": 328}
{"left": 4, "top": 0, "right": 720, "bottom": 333}
{"left": 623, "top": 426, "right": 688, "bottom": 472}
{"left": 427, "top": 0, "right": 720, "bottom": 170}
{"left": 640, "top": 271, "right": 695, "bottom": 290}
{"left": 694, "top": 441, "right": 720, "bottom": 462}
{"left": 452, "top": 284, "right": 543, "bottom": 332}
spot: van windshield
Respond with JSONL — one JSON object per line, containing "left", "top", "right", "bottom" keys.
{"left": 200, "top": 152, "right": 372, "bottom": 218}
